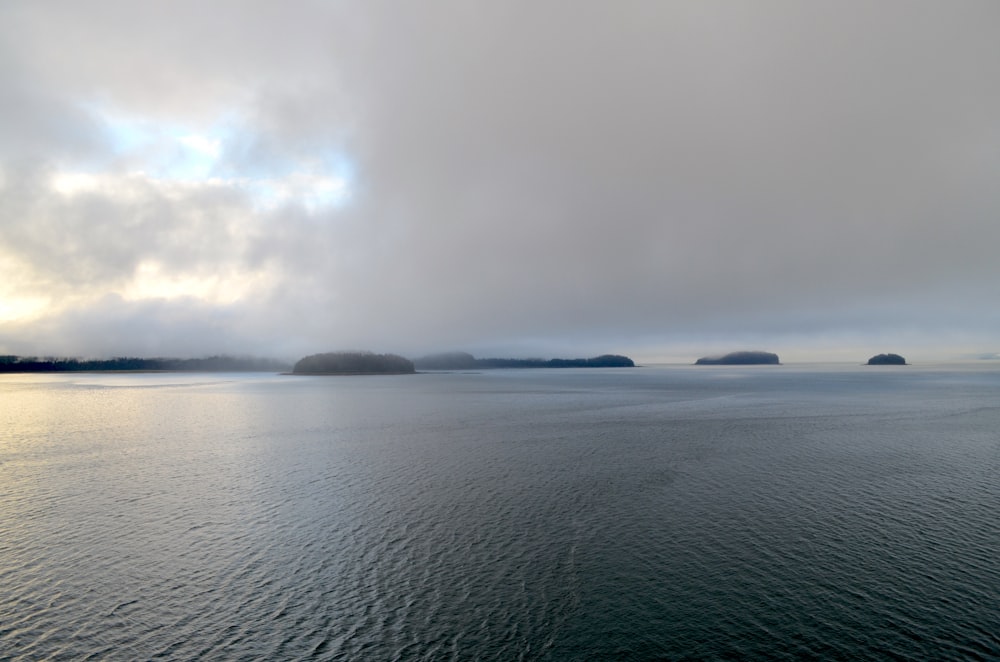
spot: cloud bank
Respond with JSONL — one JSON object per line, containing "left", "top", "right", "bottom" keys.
{"left": 2, "top": 1, "right": 999, "bottom": 361}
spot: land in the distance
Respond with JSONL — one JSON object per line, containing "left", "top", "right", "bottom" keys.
{"left": 695, "top": 351, "right": 780, "bottom": 365}
{"left": 0, "top": 349, "right": 924, "bottom": 374}
{"left": 0, "top": 355, "right": 292, "bottom": 373}
{"left": 292, "top": 352, "right": 415, "bottom": 375}
{"left": 1, "top": 351, "right": 634, "bottom": 375}
{"left": 413, "top": 352, "right": 635, "bottom": 370}
{"left": 867, "top": 353, "right": 907, "bottom": 365}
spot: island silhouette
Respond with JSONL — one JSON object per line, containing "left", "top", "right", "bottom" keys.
{"left": 867, "top": 353, "right": 907, "bottom": 365}
{"left": 292, "top": 351, "right": 416, "bottom": 375}
{"left": 695, "top": 351, "right": 780, "bottom": 365}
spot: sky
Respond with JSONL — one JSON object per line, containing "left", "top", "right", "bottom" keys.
{"left": 2, "top": 1, "right": 999, "bottom": 363}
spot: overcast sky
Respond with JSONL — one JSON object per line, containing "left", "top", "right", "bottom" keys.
{"left": 2, "top": 1, "right": 999, "bottom": 362}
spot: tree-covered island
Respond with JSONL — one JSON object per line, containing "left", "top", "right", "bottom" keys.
{"left": 695, "top": 351, "right": 780, "bottom": 365}
{"left": 867, "top": 353, "right": 907, "bottom": 365}
{"left": 292, "top": 351, "right": 415, "bottom": 375}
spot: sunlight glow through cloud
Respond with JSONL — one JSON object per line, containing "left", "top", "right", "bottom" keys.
{"left": 122, "top": 260, "right": 265, "bottom": 305}
{"left": 50, "top": 171, "right": 104, "bottom": 195}
{"left": 0, "top": 294, "right": 50, "bottom": 323}
{"left": 0, "top": 255, "right": 52, "bottom": 323}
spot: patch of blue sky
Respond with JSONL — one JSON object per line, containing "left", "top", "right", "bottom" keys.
{"left": 80, "top": 103, "right": 228, "bottom": 179}
{"left": 102, "top": 113, "right": 151, "bottom": 154}
{"left": 239, "top": 169, "right": 351, "bottom": 212}
{"left": 78, "top": 102, "right": 354, "bottom": 209}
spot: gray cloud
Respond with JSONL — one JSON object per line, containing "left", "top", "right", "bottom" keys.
{"left": 2, "top": 1, "right": 999, "bottom": 361}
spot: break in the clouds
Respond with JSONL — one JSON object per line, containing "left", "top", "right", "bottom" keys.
{"left": 2, "top": 1, "right": 1000, "bottom": 361}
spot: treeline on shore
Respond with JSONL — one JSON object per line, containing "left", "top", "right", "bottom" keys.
{"left": 0, "top": 355, "right": 291, "bottom": 373}
{"left": 413, "top": 352, "right": 635, "bottom": 370}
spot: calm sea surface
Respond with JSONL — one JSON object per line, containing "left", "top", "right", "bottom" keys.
{"left": 1, "top": 364, "right": 998, "bottom": 660}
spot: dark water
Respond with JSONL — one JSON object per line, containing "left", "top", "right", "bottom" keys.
{"left": 2, "top": 365, "right": 998, "bottom": 660}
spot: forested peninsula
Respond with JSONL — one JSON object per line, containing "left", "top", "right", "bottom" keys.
{"left": 0, "top": 355, "right": 291, "bottom": 373}
{"left": 414, "top": 352, "right": 635, "bottom": 370}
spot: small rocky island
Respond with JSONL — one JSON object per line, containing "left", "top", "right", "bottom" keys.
{"left": 292, "top": 351, "right": 415, "bottom": 375}
{"left": 867, "top": 353, "right": 907, "bottom": 365}
{"left": 413, "top": 352, "right": 635, "bottom": 370}
{"left": 695, "top": 351, "right": 780, "bottom": 365}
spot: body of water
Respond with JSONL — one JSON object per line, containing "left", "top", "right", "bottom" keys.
{"left": 1, "top": 364, "right": 998, "bottom": 660}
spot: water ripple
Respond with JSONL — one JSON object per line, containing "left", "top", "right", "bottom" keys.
{"left": 1, "top": 369, "right": 999, "bottom": 659}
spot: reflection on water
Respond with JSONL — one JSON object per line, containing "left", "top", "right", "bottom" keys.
{"left": 1, "top": 366, "right": 999, "bottom": 659}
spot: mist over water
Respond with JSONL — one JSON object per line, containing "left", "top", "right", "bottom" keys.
{"left": 2, "top": 365, "right": 998, "bottom": 659}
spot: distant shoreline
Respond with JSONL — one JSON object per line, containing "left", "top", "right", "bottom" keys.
{"left": 413, "top": 352, "right": 635, "bottom": 370}
{"left": 283, "top": 371, "right": 415, "bottom": 376}
{"left": 0, "top": 355, "right": 292, "bottom": 373}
